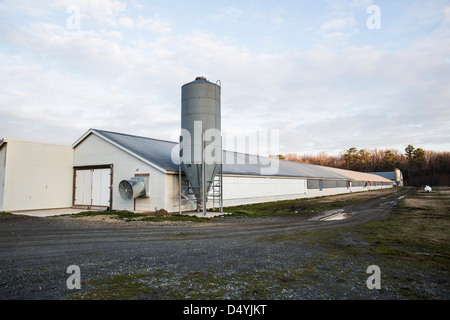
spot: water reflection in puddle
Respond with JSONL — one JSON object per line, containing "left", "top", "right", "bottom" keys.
{"left": 311, "top": 209, "right": 354, "bottom": 221}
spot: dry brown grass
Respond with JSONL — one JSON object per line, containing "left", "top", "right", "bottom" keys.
{"left": 136, "top": 209, "right": 171, "bottom": 217}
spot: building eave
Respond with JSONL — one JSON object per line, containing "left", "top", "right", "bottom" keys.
{"left": 72, "top": 129, "right": 168, "bottom": 174}
{"left": 0, "top": 138, "right": 7, "bottom": 150}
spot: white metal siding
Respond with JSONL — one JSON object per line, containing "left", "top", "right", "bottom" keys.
{"left": 2, "top": 140, "right": 73, "bottom": 212}
{"left": 166, "top": 174, "right": 309, "bottom": 211}
{"left": 166, "top": 173, "right": 197, "bottom": 213}
{"left": 223, "top": 176, "right": 306, "bottom": 199}
{"left": 0, "top": 145, "right": 6, "bottom": 211}
{"left": 73, "top": 134, "right": 166, "bottom": 211}
{"left": 135, "top": 197, "right": 151, "bottom": 211}
{"left": 134, "top": 174, "right": 151, "bottom": 211}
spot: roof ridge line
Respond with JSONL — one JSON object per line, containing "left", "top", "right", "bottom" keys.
{"left": 92, "top": 128, "right": 177, "bottom": 145}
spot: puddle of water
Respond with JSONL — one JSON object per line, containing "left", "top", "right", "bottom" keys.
{"left": 311, "top": 209, "right": 353, "bottom": 221}
{"left": 380, "top": 200, "right": 396, "bottom": 206}
{"left": 319, "top": 212, "right": 353, "bottom": 221}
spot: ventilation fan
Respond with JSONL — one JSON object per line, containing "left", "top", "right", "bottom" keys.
{"left": 118, "top": 177, "right": 147, "bottom": 201}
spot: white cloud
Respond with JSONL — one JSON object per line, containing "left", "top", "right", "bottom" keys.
{"left": 318, "top": 1, "right": 362, "bottom": 45}
{"left": 321, "top": 17, "right": 357, "bottom": 31}
{"left": 58, "top": 0, "right": 128, "bottom": 27}
{"left": 269, "top": 6, "right": 285, "bottom": 26}
{"left": 117, "top": 14, "right": 172, "bottom": 34}
{"left": 118, "top": 16, "right": 134, "bottom": 28}
{"left": 445, "top": 6, "right": 450, "bottom": 23}
{"left": 208, "top": 7, "right": 243, "bottom": 23}
{"left": 0, "top": 1, "right": 449, "bottom": 155}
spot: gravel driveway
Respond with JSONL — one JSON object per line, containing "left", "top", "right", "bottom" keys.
{"left": 0, "top": 187, "right": 447, "bottom": 302}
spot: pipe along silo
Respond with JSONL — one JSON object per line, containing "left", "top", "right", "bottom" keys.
{"left": 179, "top": 76, "right": 222, "bottom": 214}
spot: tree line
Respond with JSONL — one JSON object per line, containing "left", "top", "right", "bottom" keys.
{"left": 276, "top": 145, "right": 450, "bottom": 186}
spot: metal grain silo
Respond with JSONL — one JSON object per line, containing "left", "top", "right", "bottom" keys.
{"left": 180, "top": 76, "right": 221, "bottom": 211}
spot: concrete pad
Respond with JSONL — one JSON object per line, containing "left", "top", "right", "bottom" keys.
{"left": 12, "top": 208, "right": 89, "bottom": 217}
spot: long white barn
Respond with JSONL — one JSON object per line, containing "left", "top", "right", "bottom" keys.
{"left": 0, "top": 128, "right": 393, "bottom": 213}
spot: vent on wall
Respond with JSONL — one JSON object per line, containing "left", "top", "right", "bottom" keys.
{"left": 118, "top": 177, "right": 149, "bottom": 201}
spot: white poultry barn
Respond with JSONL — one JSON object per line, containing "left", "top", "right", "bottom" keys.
{"left": 0, "top": 129, "right": 393, "bottom": 213}
{"left": 0, "top": 77, "right": 394, "bottom": 213}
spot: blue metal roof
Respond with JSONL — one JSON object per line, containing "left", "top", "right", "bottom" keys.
{"left": 83, "top": 129, "right": 386, "bottom": 181}
{"left": 368, "top": 172, "right": 398, "bottom": 181}
{"left": 92, "top": 129, "right": 180, "bottom": 171}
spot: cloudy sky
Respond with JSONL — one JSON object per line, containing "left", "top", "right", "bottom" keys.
{"left": 1, "top": 0, "right": 449, "bottom": 156}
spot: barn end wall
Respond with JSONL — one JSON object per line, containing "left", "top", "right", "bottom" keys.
{"left": 74, "top": 133, "right": 167, "bottom": 212}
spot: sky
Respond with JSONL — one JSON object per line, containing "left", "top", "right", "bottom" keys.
{"left": 1, "top": 0, "right": 449, "bottom": 156}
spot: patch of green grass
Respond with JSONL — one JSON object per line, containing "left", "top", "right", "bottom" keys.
{"left": 222, "top": 200, "right": 328, "bottom": 218}
{"left": 71, "top": 253, "right": 373, "bottom": 300}
{"left": 0, "top": 211, "right": 11, "bottom": 215}
{"left": 362, "top": 192, "right": 449, "bottom": 263}
{"left": 70, "top": 266, "right": 323, "bottom": 300}
{"left": 221, "top": 188, "right": 403, "bottom": 218}
{"left": 72, "top": 270, "right": 172, "bottom": 300}
{"left": 69, "top": 210, "right": 136, "bottom": 220}
{"left": 67, "top": 210, "right": 210, "bottom": 223}
{"left": 140, "top": 214, "right": 210, "bottom": 223}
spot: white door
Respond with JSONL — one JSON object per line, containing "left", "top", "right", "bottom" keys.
{"left": 74, "top": 170, "right": 92, "bottom": 206}
{"left": 91, "top": 169, "right": 111, "bottom": 207}
{"left": 74, "top": 168, "right": 111, "bottom": 207}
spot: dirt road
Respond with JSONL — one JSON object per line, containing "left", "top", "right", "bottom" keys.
{"left": 1, "top": 187, "right": 445, "bottom": 301}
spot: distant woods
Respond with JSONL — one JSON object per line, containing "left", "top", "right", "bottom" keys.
{"left": 275, "top": 145, "right": 450, "bottom": 186}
